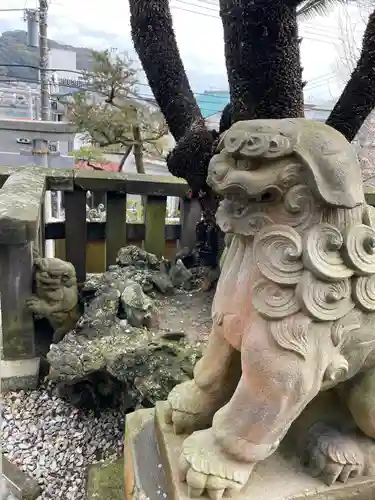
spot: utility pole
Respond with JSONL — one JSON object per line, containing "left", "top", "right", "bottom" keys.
{"left": 39, "top": 0, "right": 50, "bottom": 122}
{"left": 38, "top": 0, "right": 54, "bottom": 257}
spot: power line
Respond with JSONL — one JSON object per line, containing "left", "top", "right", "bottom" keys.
{"left": 0, "top": 65, "right": 336, "bottom": 100}
{"left": 0, "top": 76, "right": 222, "bottom": 114}
{"left": 0, "top": 63, "right": 337, "bottom": 96}
{"left": 170, "top": 1, "right": 342, "bottom": 45}
{"left": 174, "top": 0, "right": 218, "bottom": 12}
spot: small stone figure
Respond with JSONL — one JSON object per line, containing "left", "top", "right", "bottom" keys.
{"left": 163, "top": 119, "right": 375, "bottom": 498}
{"left": 26, "top": 257, "right": 80, "bottom": 343}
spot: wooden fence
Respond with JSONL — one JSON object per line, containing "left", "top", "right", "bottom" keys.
{"left": 0, "top": 165, "right": 190, "bottom": 282}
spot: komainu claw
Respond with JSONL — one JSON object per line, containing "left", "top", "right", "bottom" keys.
{"left": 181, "top": 429, "right": 253, "bottom": 499}
{"left": 178, "top": 455, "right": 190, "bottom": 482}
{"left": 173, "top": 419, "right": 187, "bottom": 435}
{"left": 164, "top": 405, "right": 172, "bottom": 424}
{"left": 208, "top": 490, "right": 225, "bottom": 500}
{"left": 188, "top": 486, "right": 204, "bottom": 498}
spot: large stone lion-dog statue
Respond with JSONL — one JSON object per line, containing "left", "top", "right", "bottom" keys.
{"left": 163, "top": 119, "right": 375, "bottom": 498}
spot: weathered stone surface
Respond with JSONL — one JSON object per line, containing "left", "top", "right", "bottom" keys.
{"left": 0, "top": 170, "right": 46, "bottom": 244}
{"left": 153, "top": 402, "right": 375, "bottom": 500}
{"left": 48, "top": 324, "right": 201, "bottom": 411}
{"left": 124, "top": 408, "right": 167, "bottom": 500}
{"left": 116, "top": 245, "right": 160, "bottom": 268}
{"left": 169, "top": 260, "right": 193, "bottom": 290}
{"left": 0, "top": 243, "right": 35, "bottom": 362}
{"left": 150, "top": 272, "right": 174, "bottom": 294}
{"left": 26, "top": 256, "right": 80, "bottom": 343}
{"left": 160, "top": 119, "right": 375, "bottom": 498}
{"left": 2, "top": 455, "right": 41, "bottom": 500}
{"left": 120, "top": 281, "right": 156, "bottom": 328}
{"left": 46, "top": 246, "right": 202, "bottom": 411}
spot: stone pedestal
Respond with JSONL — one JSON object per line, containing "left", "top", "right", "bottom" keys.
{"left": 124, "top": 402, "right": 375, "bottom": 500}
{"left": 1, "top": 456, "right": 41, "bottom": 499}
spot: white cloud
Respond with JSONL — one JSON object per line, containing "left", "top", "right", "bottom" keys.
{"left": 1, "top": 0, "right": 370, "bottom": 101}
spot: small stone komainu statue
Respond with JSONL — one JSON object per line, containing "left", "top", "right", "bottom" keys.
{"left": 164, "top": 119, "right": 375, "bottom": 498}
{"left": 26, "top": 256, "right": 80, "bottom": 343}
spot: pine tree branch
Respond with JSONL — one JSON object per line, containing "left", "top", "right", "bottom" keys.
{"left": 326, "top": 9, "right": 375, "bottom": 142}
{"left": 129, "top": 0, "right": 216, "bottom": 194}
{"left": 129, "top": 0, "right": 203, "bottom": 141}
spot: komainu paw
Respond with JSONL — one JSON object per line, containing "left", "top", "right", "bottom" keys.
{"left": 302, "top": 422, "right": 365, "bottom": 485}
{"left": 165, "top": 380, "right": 224, "bottom": 435}
{"left": 179, "top": 428, "right": 253, "bottom": 499}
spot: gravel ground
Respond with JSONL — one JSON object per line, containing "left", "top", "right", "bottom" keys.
{"left": 157, "top": 288, "right": 214, "bottom": 343}
{"left": 1, "top": 383, "right": 125, "bottom": 500}
{"left": 1, "top": 289, "right": 214, "bottom": 500}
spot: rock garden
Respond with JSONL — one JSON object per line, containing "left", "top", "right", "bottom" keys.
{"left": 1, "top": 246, "right": 214, "bottom": 500}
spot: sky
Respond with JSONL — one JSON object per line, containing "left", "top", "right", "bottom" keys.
{"left": 0, "top": 0, "right": 371, "bottom": 103}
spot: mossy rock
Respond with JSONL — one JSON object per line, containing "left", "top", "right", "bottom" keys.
{"left": 87, "top": 457, "right": 124, "bottom": 500}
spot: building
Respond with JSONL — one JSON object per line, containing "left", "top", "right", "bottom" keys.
{"left": 196, "top": 89, "right": 335, "bottom": 130}
{"left": 49, "top": 48, "right": 85, "bottom": 95}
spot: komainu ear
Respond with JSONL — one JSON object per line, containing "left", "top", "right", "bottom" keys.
{"left": 293, "top": 121, "right": 364, "bottom": 209}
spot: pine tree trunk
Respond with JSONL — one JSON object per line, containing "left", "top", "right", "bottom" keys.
{"left": 118, "top": 146, "right": 132, "bottom": 172}
{"left": 220, "top": 0, "right": 304, "bottom": 121}
{"left": 132, "top": 124, "right": 145, "bottom": 174}
{"left": 326, "top": 10, "right": 375, "bottom": 142}
{"left": 129, "top": 0, "right": 305, "bottom": 270}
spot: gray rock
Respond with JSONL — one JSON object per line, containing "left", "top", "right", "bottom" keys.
{"left": 150, "top": 272, "right": 174, "bottom": 294}
{"left": 169, "top": 259, "right": 193, "bottom": 289}
{"left": 47, "top": 325, "right": 201, "bottom": 409}
{"left": 116, "top": 245, "right": 159, "bottom": 269}
{"left": 120, "top": 281, "right": 156, "bottom": 328}
{"left": 45, "top": 246, "right": 202, "bottom": 412}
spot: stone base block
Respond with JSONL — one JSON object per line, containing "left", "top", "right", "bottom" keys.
{"left": 124, "top": 401, "right": 375, "bottom": 500}
{"left": 124, "top": 408, "right": 168, "bottom": 500}
{"left": 2, "top": 456, "right": 41, "bottom": 499}
{"left": 0, "top": 358, "right": 40, "bottom": 392}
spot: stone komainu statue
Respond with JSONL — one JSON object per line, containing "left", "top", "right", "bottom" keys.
{"left": 26, "top": 256, "right": 79, "bottom": 343}
{"left": 164, "top": 119, "right": 375, "bottom": 498}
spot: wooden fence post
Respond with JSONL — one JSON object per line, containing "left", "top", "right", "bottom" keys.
{"left": 106, "top": 191, "right": 127, "bottom": 268}
{"left": 144, "top": 195, "right": 167, "bottom": 258}
{"left": 65, "top": 188, "right": 87, "bottom": 284}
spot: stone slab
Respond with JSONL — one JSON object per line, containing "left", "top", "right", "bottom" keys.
{"left": 87, "top": 457, "right": 124, "bottom": 500}
{"left": 124, "top": 408, "right": 168, "bottom": 500}
{"left": 0, "top": 119, "right": 76, "bottom": 141}
{"left": 0, "top": 359, "right": 40, "bottom": 393}
{"left": 154, "top": 401, "right": 375, "bottom": 500}
{"left": 122, "top": 401, "right": 375, "bottom": 500}
{"left": 1, "top": 456, "right": 41, "bottom": 499}
{"left": 0, "top": 170, "right": 45, "bottom": 244}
